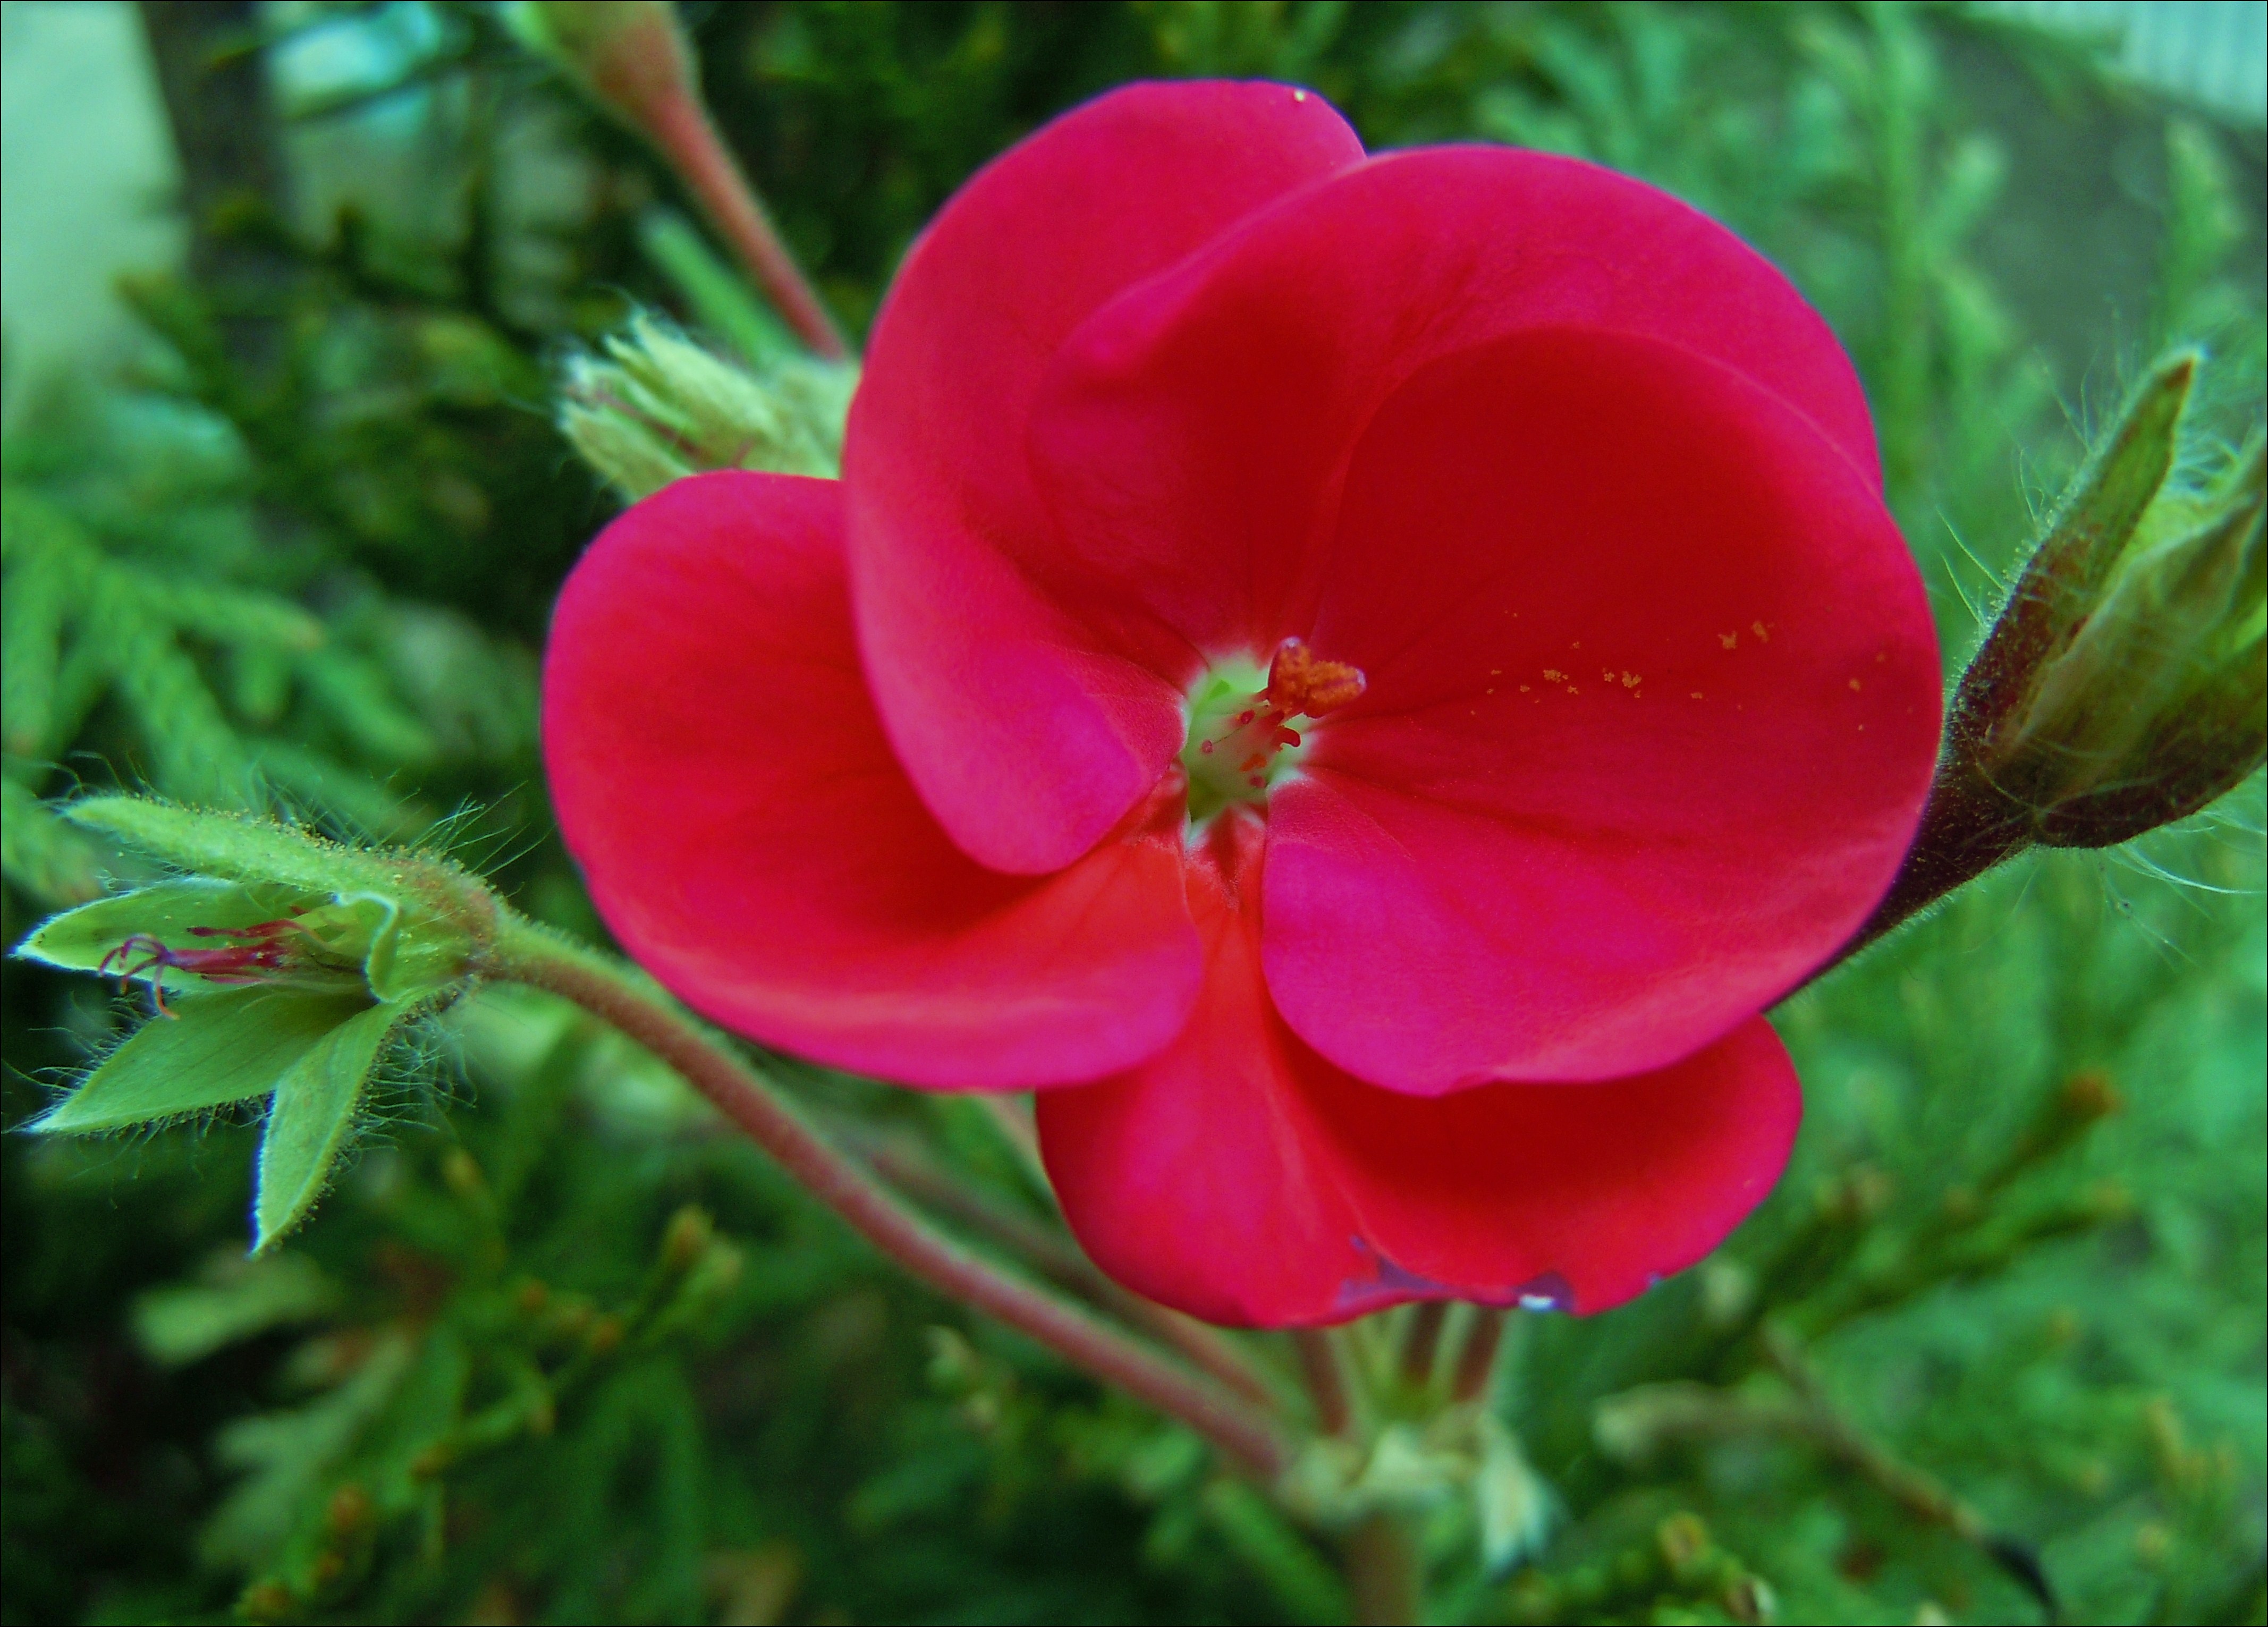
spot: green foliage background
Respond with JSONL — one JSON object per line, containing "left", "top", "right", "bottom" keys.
{"left": 3, "top": 3, "right": 2262, "bottom": 1623}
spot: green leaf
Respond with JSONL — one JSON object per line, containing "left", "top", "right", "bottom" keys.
{"left": 32, "top": 987, "right": 374, "bottom": 1135}
{"left": 254, "top": 999, "right": 404, "bottom": 1250}
{"left": 201, "top": 1331, "right": 417, "bottom": 1571}
{"left": 16, "top": 878, "right": 326, "bottom": 978}
{"left": 1199, "top": 1479, "right": 1349, "bottom": 1626}
{"left": 0, "top": 775, "right": 106, "bottom": 906}
{"left": 132, "top": 1252, "right": 340, "bottom": 1367}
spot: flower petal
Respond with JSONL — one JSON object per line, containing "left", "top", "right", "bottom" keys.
{"left": 845, "top": 80, "right": 1366, "bottom": 875}
{"left": 544, "top": 472, "right": 1200, "bottom": 1089}
{"left": 1028, "top": 145, "right": 1881, "bottom": 658}
{"left": 1264, "top": 329, "right": 1939, "bottom": 1091}
{"left": 1036, "top": 823, "right": 1801, "bottom": 1326}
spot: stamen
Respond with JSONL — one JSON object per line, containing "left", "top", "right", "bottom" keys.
{"left": 95, "top": 912, "right": 353, "bottom": 1017}
{"left": 1180, "top": 638, "right": 1368, "bottom": 824}
{"left": 1266, "top": 639, "right": 1366, "bottom": 717}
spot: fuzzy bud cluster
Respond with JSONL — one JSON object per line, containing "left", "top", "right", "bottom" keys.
{"left": 559, "top": 316, "right": 857, "bottom": 498}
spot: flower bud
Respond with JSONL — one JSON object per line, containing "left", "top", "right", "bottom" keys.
{"left": 1858, "top": 354, "right": 2265, "bottom": 943}
{"left": 559, "top": 315, "right": 856, "bottom": 498}
{"left": 1995, "top": 430, "right": 2263, "bottom": 846}
{"left": 505, "top": 3, "right": 693, "bottom": 135}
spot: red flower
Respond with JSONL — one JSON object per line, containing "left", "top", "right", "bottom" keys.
{"left": 544, "top": 82, "right": 1940, "bottom": 1326}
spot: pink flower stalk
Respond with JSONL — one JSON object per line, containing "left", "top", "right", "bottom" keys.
{"left": 544, "top": 82, "right": 1941, "bottom": 1327}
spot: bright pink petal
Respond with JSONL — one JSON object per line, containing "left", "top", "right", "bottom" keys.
{"left": 1028, "top": 144, "right": 1881, "bottom": 657}
{"left": 544, "top": 472, "right": 1200, "bottom": 1090}
{"left": 1263, "top": 329, "right": 1938, "bottom": 1092}
{"left": 1036, "top": 824, "right": 1802, "bottom": 1327}
{"left": 845, "top": 80, "right": 1366, "bottom": 875}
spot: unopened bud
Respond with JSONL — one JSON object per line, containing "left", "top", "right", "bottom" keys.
{"left": 1657, "top": 1511, "right": 1711, "bottom": 1571}
{"left": 2059, "top": 1070, "right": 2122, "bottom": 1122}
{"left": 659, "top": 1204, "right": 714, "bottom": 1270}
{"left": 325, "top": 1483, "right": 374, "bottom": 1537}
{"left": 560, "top": 315, "right": 856, "bottom": 498}
{"left": 1855, "top": 355, "right": 2264, "bottom": 946}
{"left": 507, "top": 3, "right": 693, "bottom": 134}
{"left": 1992, "top": 428, "right": 2264, "bottom": 846}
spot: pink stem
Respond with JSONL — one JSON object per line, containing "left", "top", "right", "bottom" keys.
{"left": 1295, "top": 1329, "right": 1351, "bottom": 1436}
{"left": 488, "top": 931, "right": 1285, "bottom": 1477}
{"left": 1452, "top": 1308, "right": 1506, "bottom": 1402}
{"left": 642, "top": 89, "right": 849, "bottom": 360}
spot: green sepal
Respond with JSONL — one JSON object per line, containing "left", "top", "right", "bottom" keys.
{"left": 18, "top": 879, "right": 354, "bottom": 991}
{"left": 48, "top": 799, "right": 491, "bottom": 1000}
{"left": 2031, "top": 350, "right": 2197, "bottom": 605}
{"left": 356, "top": 892, "right": 463, "bottom": 1004}
{"left": 31, "top": 987, "right": 375, "bottom": 1135}
{"left": 254, "top": 1000, "right": 407, "bottom": 1251}
{"left": 61, "top": 798, "right": 467, "bottom": 903}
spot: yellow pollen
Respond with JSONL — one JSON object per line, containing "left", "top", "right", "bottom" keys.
{"left": 1719, "top": 632, "right": 1738, "bottom": 649}
{"left": 1752, "top": 621, "right": 1770, "bottom": 641}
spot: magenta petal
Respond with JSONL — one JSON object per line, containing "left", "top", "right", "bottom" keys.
{"left": 1028, "top": 145, "right": 1881, "bottom": 657}
{"left": 543, "top": 472, "right": 1200, "bottom": 1090}
{"left": 1262, "top": 327, "right": 1939, "bottom": 1092}
{"left": 1037, "top": 827, "right": 1802, "bottom": 1326}
{"left": 845, "top": 80, "right": 1366, "bottom": 874}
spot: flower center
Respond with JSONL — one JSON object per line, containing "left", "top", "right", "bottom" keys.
{"left": 1180, "top": 639, "right": 1367, "bottom": 823}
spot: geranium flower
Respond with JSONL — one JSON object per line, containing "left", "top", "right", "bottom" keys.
{"left": 544, "top": 81, "right": 1940, "bottom": 1326}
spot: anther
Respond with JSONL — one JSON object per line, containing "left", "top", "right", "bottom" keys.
{"left": 1180, "top": 638, "right": 1369, "bottom": 824}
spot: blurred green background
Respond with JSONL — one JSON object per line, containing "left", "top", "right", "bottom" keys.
{"left": 2, "top": 3, "right": 2262, "bottom": 1623}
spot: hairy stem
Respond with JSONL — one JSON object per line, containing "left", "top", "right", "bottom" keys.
{"left": 851, "top": 1125, "right": 1281, "bottom": 1410}
{"left": 642, "top": 90, "right": 849, "bottom": 359}
{"left": 1452, "top": 1308, "right": 1507, "bottom": 1403}
{"left": 1295, "top": 1328, "right": 1352, "bottom": 1436}
{"left": 480, "top": 919, "right": 1285, "bottom": 1476}
{"left": 1399, "top": 1301, "right": 1448, "bottom": 1387}
{"left": 1344, "top": 1512, "right": 1423, "bottom": 1626}
{"left": 1816, "top": 762, "right": 2032, "bottom": 978}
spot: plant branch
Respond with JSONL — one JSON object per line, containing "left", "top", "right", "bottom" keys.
{"left": 1344, "top": 1511, "right": 1423, "bottom": 1626}
{"left": 479, "top": 918, "right": 1287, "bottom": 1477}
{"left": 1594, "top": 1330, "right": 2055, "bottom": 1617}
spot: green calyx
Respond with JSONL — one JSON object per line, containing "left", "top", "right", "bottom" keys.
{"left": 12, "top": 798, "right": 502, "bottom": 1250}
{"left": 1949, "top": 353, "right": 2266, "bottom": 849}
